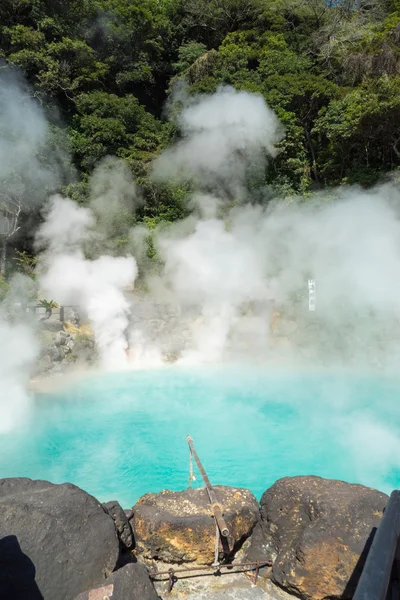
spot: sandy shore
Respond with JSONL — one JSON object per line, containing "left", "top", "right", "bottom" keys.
{"left": 28, "top": 366, "right": 97, "bottom": 393}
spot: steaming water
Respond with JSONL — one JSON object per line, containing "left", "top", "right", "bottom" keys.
{"left": 1, "top": 366, "right": 400, "bottom": 507}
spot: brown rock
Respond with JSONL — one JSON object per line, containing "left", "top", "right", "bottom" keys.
{"left": 132, "top": 486, "right": 259, "bottom": 564}
{"left": 254, "top": 476, "right": 388, "bottom": 600}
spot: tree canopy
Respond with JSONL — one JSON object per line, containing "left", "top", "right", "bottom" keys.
{"left": 0, "top": 0, "right": 399, "bottom": 267}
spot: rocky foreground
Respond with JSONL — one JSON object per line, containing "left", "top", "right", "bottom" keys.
{"left": 0, "top": 475, "right": 388, "bottom": 600}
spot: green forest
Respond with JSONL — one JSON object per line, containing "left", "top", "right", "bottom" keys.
{"left": 1, "top": 0, "right": 400, "bottom": 274}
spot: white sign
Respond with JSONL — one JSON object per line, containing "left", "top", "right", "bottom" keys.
{"left": 308, "top": 279, "right": 316, "bottom": 311}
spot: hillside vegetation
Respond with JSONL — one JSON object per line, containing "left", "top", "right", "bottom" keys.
{"left": 1, "top": 0, "right": 400, "bottom": 270}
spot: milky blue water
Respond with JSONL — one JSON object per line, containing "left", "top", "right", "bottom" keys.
{"left": 1, "top": 366, "right": 400, "bottom": 507}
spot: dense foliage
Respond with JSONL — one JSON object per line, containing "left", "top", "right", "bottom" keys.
{"left": 1, "top": 0, "right": 400, "bottom": 268}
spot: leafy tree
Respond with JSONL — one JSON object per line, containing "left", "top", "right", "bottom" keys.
{"left": 70, "top": 91, "right": 163, "bottom": 171}
{"left": 315, "top": 75, "right": 400, "bottom": 184}
{"left": 0, "top": 0, "right": 399, "bottom": 276}
{"left": 181, "top": 0, "right": 265, "bottom": 47}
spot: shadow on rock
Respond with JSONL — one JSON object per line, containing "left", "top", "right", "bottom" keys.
{"left": 0, "top": 535, "right": 44, "bottom": 600}
{"left": 341, "top": 526, "right": 377, "bottom": 599}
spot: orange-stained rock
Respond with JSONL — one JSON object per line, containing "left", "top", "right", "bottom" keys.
{"left": 245, "top": 476, "right": 388, "bottom": 600}
{"left": 131, "top": 486, "right": 259, "bottom": 564}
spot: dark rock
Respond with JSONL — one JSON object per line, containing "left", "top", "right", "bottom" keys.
{"left": 133, "top": 486, "right": 259, "bottom": 564}
{"left": 103, "top": 501, "right": 134, "bottom": 549}
{"left": 58, "top": 345, "right": 70, "bottom": 359}
{"left": 0, "top": 478, "right": 119, "bottom": 600}
{"left": 54, "top": 331, "right": 69, "bottom": 346}
{"left": 40, "top": 319, "right": 63, "bottom": 332}
{"left": 0, "top": 535, "right": 44, "bottom": 600}
{"left": 242, "top": 521, "right": 275, "bottom": 577}
{"left": 43, "top": 343, "right": 61, "bottom": 361}
{"left": 70, "top": 334, "right": 97, "bottom": 365}
{"left": 74, "top": 562, "right": 159, "bottom": 600}
{"left": 65, "top": 308, "right": 80, "bottom": 327}
{"left": 257, "top": 476, "right": 388, "bottom": 600}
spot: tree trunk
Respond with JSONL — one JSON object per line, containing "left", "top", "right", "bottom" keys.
{"left": 0, "top": 236, "right": 7, "bottom": 278}
{"left": 304, "top": 127, "right": 320, "bottom": 184}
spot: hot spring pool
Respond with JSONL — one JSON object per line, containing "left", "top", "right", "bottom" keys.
{"left": 2, "top": 366, "right": 400, "bottom": 507}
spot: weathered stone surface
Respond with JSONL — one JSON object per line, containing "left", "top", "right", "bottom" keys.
{"left": 65, "top": 307, "right": 80, "bottom": 327}
{"left": 74, "top": 563, "right": 159, "bottom": 600}
{"left": 60, "top": 346, "right": 72, "bottom": 359}
{"left": 103, "top": 500, "right": 134, "bottom": 549}
{"left": 132, "top": 486, "right": 259, "bottom": 564}
{"left": 0, "top": 535, "right": 44, "bottom": 600}
{"left": 54, "top": 331, "right": 69, "bottom": 346}
{"left": 256, "top": 476, "right": 388, "bottom": 600}
{"left": 70, "top": 334, "right": 97, "bottom": 365}
{"left": 0, "top": 478, "right": 119, "bottom": 600}
{"left": 241, "top": 521, "right": 275, "bottom": 576}
{"left": 151, "top": 560, "right": 291, "bottom": 600}
{"left": 42, "top": 343, "right": 61, "bottom": 361}
{"left": 40, "top": 319, "right": 63, "bottom": 332}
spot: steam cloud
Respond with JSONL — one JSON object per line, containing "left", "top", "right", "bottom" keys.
{"left": 36, "top": 194, "right": 137, "bottom": 368}
{"left": 0, "top": 70, "right": 57, "bottom": 202}
{"left": 136, "top": 86, "right": 400, "bottom": 371}
{"left": 2, "top": 77, "right": 400, "bottom": 491}
{"left": 0, "top": 71, "right": 54, "bottom": 432}
{"left": 0, "top": 320, "right": 38, "bottom": 433}
{"left": 154, "top": 86, "right": 283, "bottom": 199}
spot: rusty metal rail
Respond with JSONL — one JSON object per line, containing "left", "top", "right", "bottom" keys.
{"left": 149, "top": 560, "right": 273, "bottom": 593}
{"left": 186, "top": 435, "right": 229, "bottom": 538}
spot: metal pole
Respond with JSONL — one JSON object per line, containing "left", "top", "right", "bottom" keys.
{"left": 353, "top": 491, "right": 400, "bottom": 600}
{"left": 186, "top": 435, "right": 230, "bottom": 537}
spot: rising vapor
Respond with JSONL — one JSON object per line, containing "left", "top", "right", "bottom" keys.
{"left": 36, "top": 195, "right": 137, "bottom": 369}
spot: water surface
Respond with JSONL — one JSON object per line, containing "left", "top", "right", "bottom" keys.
{"left": 1, "top": 366, "right": 400, "bottom": 507}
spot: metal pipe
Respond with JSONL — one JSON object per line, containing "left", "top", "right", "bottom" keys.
{"left": 186, "top": 435, "right": 230, "bottom": 537}
{"left": 149, "top": 560, "right": 272, "bottom": 577}
{"left": 167, "top": 568, "right": 176, "bottom": 593}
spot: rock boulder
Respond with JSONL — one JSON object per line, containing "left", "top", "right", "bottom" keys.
{"left": 0, "top": 478, "right": 119, "bottom": 600}
{"left": 132, "top": 486, "right": 259, "bottom": 564}
{"left": 103, "top": 500, "right": 134, "bottom": 549}
{"left": 40, "top": 319, "right": 63, "bottom": 332}
{"left": 65, "top": 307, "right": 80, "bottom": 327}
{"left": 248, "top": 476, "right": 388, "bottom": 600}
{"left": 74, "top": 562, "right": 159, "bottom": 600}
{"left": 42, "top": 343, "right": 61, "bottom": 362}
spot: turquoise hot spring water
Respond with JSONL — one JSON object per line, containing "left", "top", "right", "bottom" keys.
{"left": 2, "top": 365, "right": 400, "bottom": 508}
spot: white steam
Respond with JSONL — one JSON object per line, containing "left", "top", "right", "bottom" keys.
{"left": 0, "top": 320, "right": 38, "bottom": 433}
{"left": 157, "top": 218, "right": 270, "bottom": 362}
{"left": 0, "top": 72, "right": 53, "bottom": 432}
{"left": 127, "top": 86, "right": 400, "bottom": 372}
{"left": 0, "top": 71, "right": 56, "bottom": 196}
{"left": 36, "top": 195, "right": 137, "bottom": 368}
{"left": 3, "top": 73, "right": 400, "bottom": 500}
{"left": 154, "top": 85, "right": 283, "bottom": 198}
{"left": 146, "top": 187, "right": 400, "bottom": 367}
